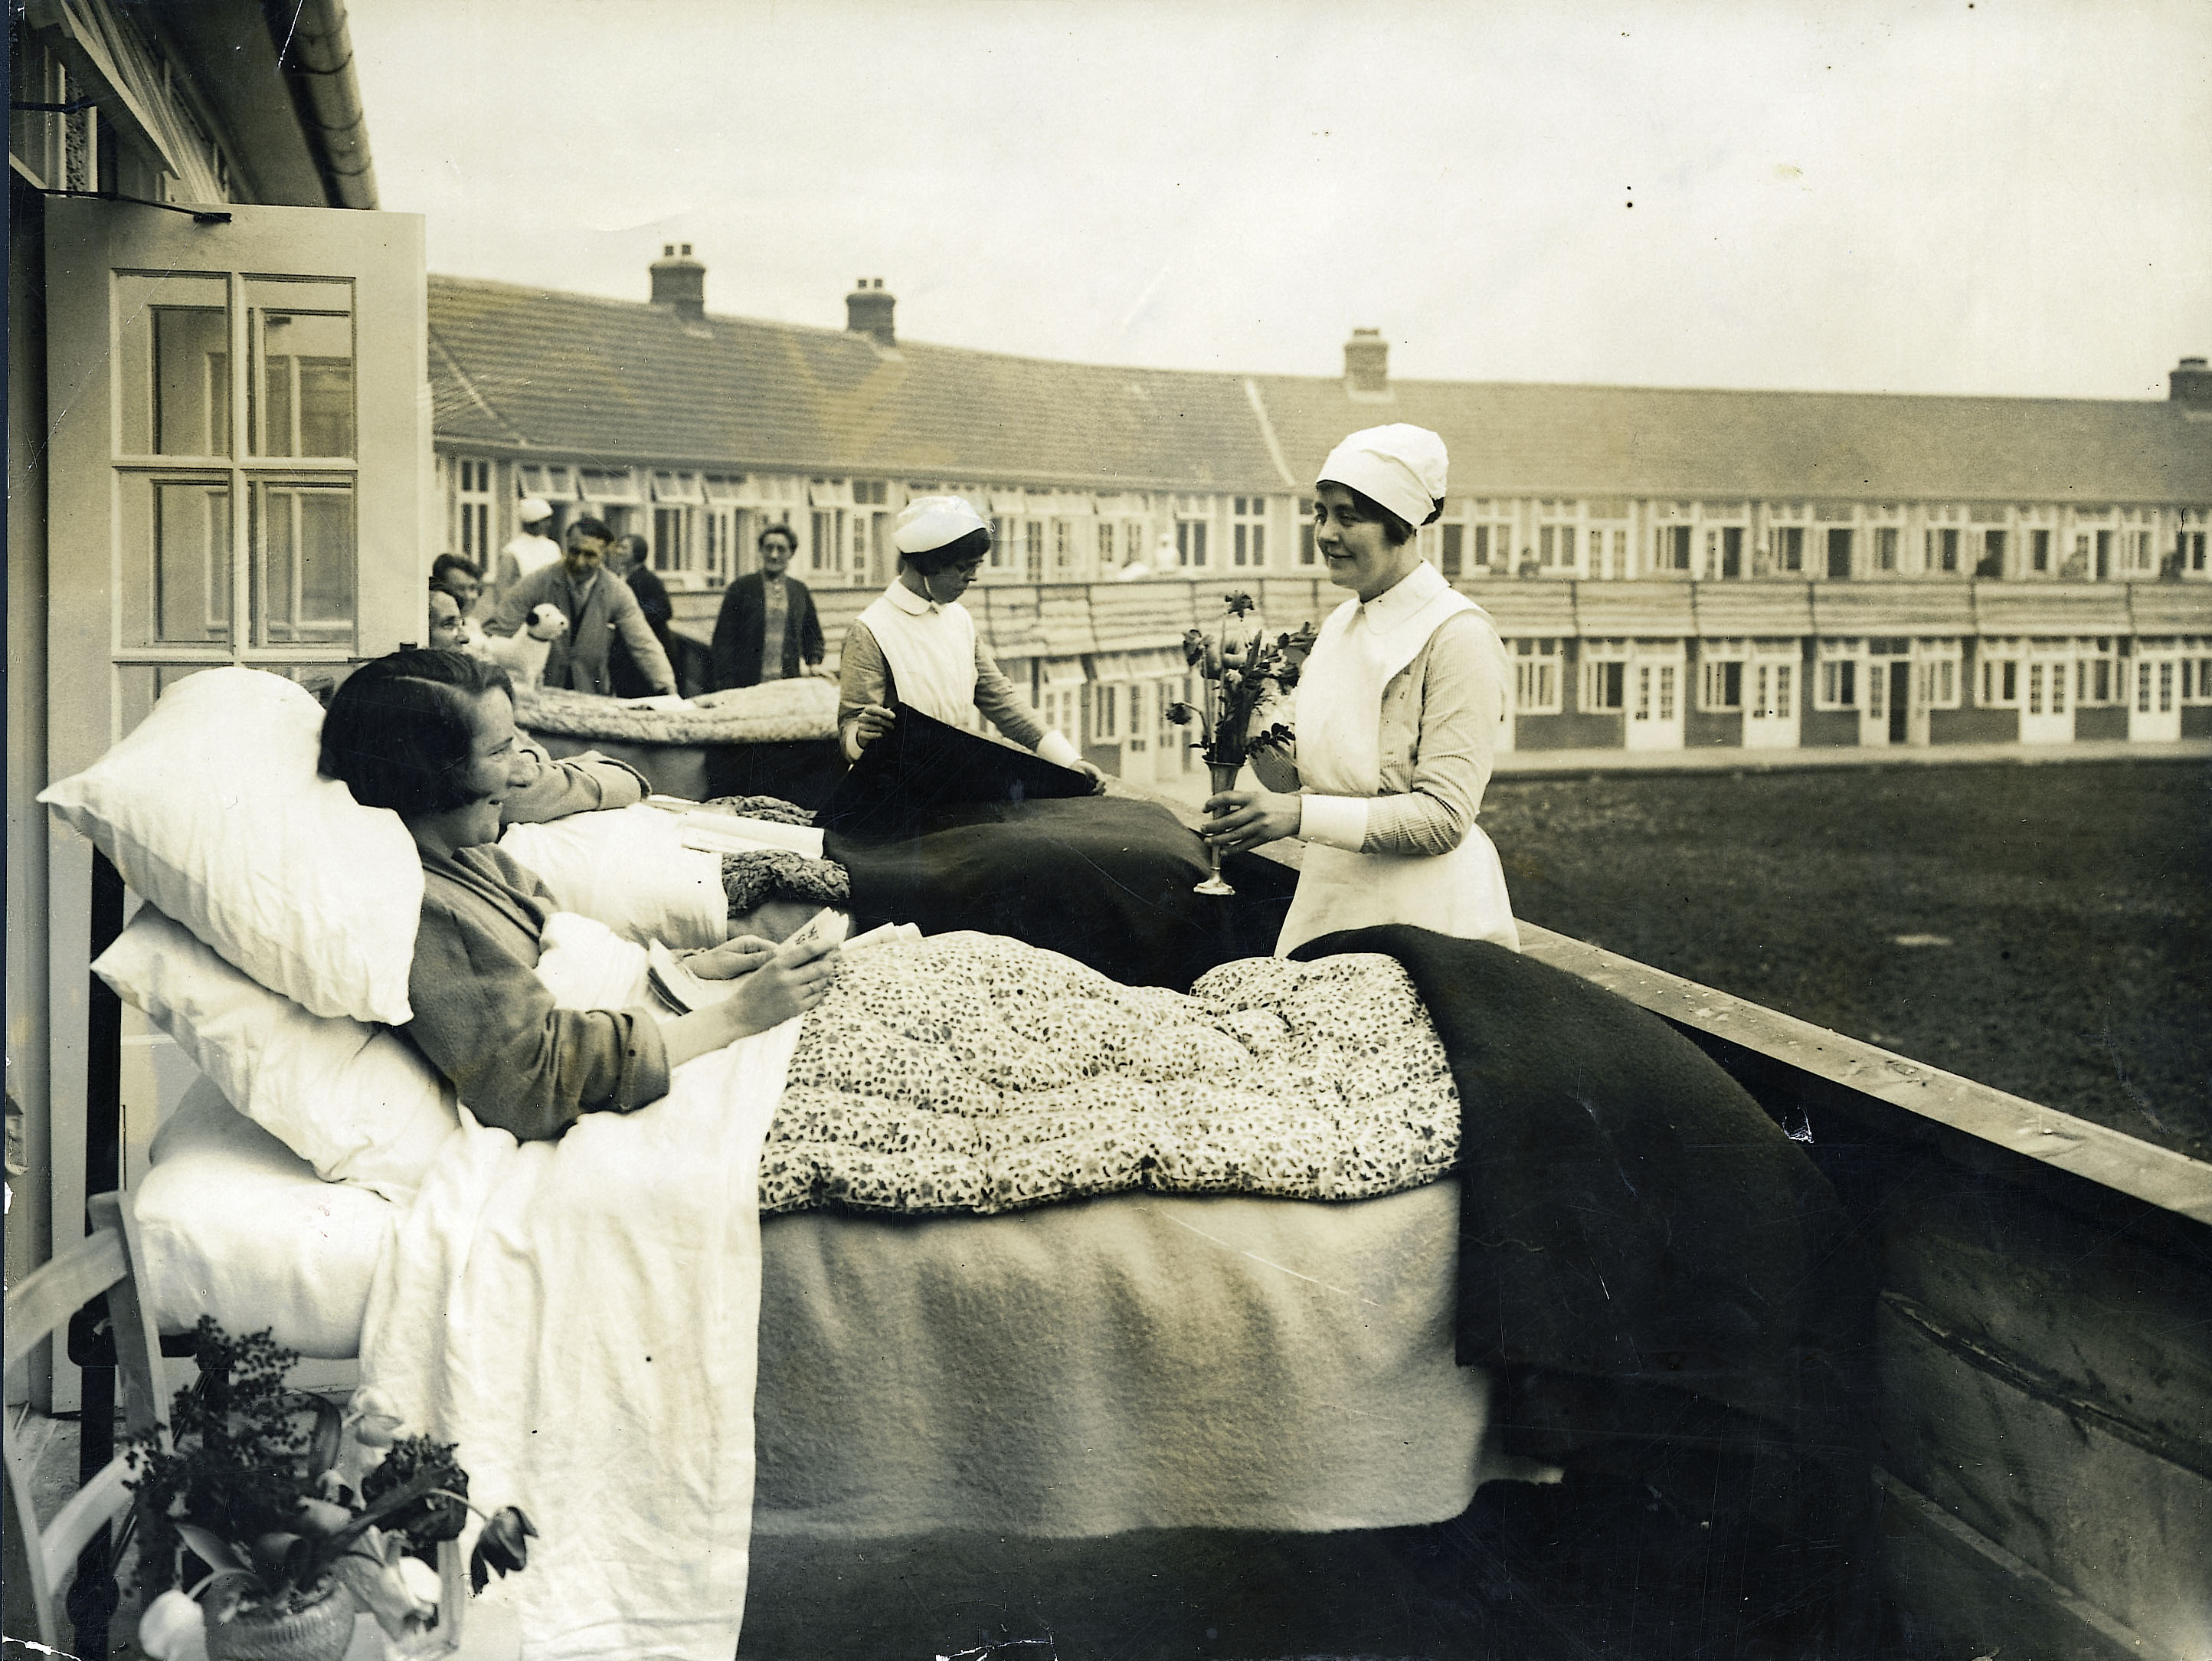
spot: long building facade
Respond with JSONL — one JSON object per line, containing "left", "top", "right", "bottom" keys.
{"left": 429, "top": 251, "right": 2212, "bottom": 784}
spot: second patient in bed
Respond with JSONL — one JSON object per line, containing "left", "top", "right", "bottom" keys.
{"left": 318, "top": 648, "right": 841, "bottom": 1143}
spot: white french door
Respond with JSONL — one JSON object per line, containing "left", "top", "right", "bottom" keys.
{"left": 2129, "top": 651, "right": 2182, "bottom": 742}
{"left": 42, "top": 198, "right": 428, "bottom": 1404}
{"left": 1742, "top": 649, "right": 1800, "bottom": 749}
{"left": 2019, "top": 646, "right": 2074, "bottom": 745}
{"left": 1625, "top": 651, "right": 1685, "bottom": 750}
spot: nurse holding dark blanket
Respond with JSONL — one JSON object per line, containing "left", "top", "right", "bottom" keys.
{"left": 839, "top": 495, "right": 1104, "bottom": 788}
{"left": 1204, "top": 424, "right": 1520, "bottom": 955}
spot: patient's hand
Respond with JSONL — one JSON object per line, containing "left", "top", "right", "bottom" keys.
{"left": 686, "top": 935, "right": 777, "bottom": 980}
{"left": 659, "top": 935, "right": 841, "bottom": 1067}
{"left": 723, "top": 935, "right": 839, "bottom": 1033}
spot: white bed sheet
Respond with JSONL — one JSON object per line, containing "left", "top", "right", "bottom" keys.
{"left": 137, "top": 1078, "right": 1493, "bottom": 1540}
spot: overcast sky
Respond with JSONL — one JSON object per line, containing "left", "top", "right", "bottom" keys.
{"left": 348, "top": 0, "right": 2210, "bottom": 401}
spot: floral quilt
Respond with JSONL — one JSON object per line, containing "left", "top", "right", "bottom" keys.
{"left": 763, "top": 931, "right": 1460, "bottom": 1215}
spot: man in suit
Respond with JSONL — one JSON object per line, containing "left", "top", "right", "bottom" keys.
{"left": 709, "top": 523, "right": 825, "bottom": 689}
{"left": 606, "top": 534, "right": 676, "bottom": 698}
{"left": 486, "top": 516, "right": 677, "bottom": 697}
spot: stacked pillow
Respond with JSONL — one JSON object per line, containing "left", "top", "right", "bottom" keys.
{"left": 46, "top": 667, "right": 719, "bottom": 1207}
{"left": 41, "top": 667, "right": 422, "bottom": 1022}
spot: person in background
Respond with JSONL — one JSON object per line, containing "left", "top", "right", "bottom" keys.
{"left": 838, "top": 495, "right": 1102, "bottom": 786}
{"left": 607, "top": 533, "right": 676, "bottom": 699}
{"left": 427, "top": 585, "right": 467, "bottom": 650}
{"left": 485, "top": 516, "right": 677, "bottom": 699}
{"left": 430, "top": 553, "right": 487, "bottom": 648}
{"left": 1201, "top": 424, "right": 1518, "bottom": 954}
{"left": 708, "top": 523, "right": 824, "bottom": 690}
{"left": 495, "top": 499, "right": 561, "bottom": 602}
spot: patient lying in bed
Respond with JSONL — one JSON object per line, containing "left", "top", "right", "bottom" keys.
{"left": 319, "top": 650, "right": 844, "bottom": 1143}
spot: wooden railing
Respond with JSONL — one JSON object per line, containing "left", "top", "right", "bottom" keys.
{"left": 1179, "top": 814, "right": 2212, "bottom": 1661}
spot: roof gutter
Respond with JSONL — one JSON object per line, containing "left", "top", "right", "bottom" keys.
{"left": 263, "top": 0, "right": 378, "bottom": 209}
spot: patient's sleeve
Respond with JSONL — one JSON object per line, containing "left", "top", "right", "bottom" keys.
{"left": 499, "top": 738, "right": 649, "bottom": 826}
{"left": 404, "top": 854, "right": 670, "bottom": 1142}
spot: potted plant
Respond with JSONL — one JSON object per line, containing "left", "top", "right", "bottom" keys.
{"left": 129, "top": 1319, "right": 535, "bottom": 1661}
{"left": 1167, "top": 592, "right": 1315, "bottom": 895}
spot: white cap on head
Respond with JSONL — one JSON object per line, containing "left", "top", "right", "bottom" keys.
{"left": 894, "top": 494, "right": 989, "bottom": 555}
{"left": 1316, "top": 424, "right": 1448, "bottom": 531}
{"left": 518, "top": 498, "right": 553, "bottom": 525}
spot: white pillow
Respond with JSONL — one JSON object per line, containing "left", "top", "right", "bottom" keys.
{"left": 136, "top": 1076, "right": 394, "bottom": 1358}
{"left": 40, "top": 667, "right": 421, "bottom": 1024}
{"left": 499, "top": 804, "right": 728, "bottom": 950}
{"left": 95, "top": 906, "right": 457, "bottom": 1207}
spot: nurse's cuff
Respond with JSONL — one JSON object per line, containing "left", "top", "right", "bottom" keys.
{"left": 1298, "top": 794, "right": 1370, "bottom": 851}
{"left": 1035, "top": 729, "right": 1082, "bottom": 768}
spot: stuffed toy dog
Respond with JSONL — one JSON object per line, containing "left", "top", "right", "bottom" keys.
{"left": 475, "top": 604, "right": 568, "bottom": 687}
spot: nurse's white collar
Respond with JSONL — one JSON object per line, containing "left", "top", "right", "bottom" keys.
{"left": 884, "top": 580, "right": 944, "bottom": 616}
{"left": 1360, "top": 559, "right": 1448, "bottom": 631}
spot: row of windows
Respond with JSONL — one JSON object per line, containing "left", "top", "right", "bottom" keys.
{"left": 1029, "top": 637, "right": 2212, "bottom": 747}
{"left": 444, "top": 459, "right": 2212, "bottom": 588}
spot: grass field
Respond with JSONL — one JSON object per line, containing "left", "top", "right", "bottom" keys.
{"left": 1481, "top": 760, "right": 2211, "bottom": 1162}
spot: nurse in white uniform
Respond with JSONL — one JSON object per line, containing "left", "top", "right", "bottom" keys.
{"left": 839, "top": 495, "right": 1103, "bottom": 786}
{"left": 1203, "top": 424, "right": 1519, "bottom": 955}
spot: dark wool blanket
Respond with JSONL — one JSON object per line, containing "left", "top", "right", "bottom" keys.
{"left": 1294, "top": 925, "right": 1873, "bottom": 1561}
{"left": 826, "top": 797, "right": 1236, "bottom": 991}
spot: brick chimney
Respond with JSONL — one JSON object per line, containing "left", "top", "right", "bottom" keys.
{"left": 1344, "top": 327, "right": 1391, "bottom": 400}
{"left": 846, "top": 277, "right": 895, "bottom": 348}
{"left": 650, "top": 243, "right": 705, "bottom": 321}
{"left": 2171, "top": 356, "right": 2212, "bottom": 408}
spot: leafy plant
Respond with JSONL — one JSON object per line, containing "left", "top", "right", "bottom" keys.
{"left": 128, "top": 1319, "right": 534, "bottom": 1655}
{"left": 1166, "top": 592, "right": 1316, "bottom": 770}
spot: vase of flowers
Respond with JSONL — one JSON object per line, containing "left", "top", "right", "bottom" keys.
{"left": 1166, "top": 593, "right": 1315, "bottom": 896}
{"left": 129, "top": 1319, "right": 536, "bottom": 1661}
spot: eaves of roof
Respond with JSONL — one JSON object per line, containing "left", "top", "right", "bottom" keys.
{"left": 1251, "top": 375, "right": 2212, "bottom": 505}
{"left": 426, "top": 275, "right": 1287, "bottom": 490}
{"left": 425, "top": 274, "right": 2210, "bottom": 505}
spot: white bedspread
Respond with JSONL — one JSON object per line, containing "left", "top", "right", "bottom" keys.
{"left": 358, "top": 1017, "right": 801, "bottom": 1661}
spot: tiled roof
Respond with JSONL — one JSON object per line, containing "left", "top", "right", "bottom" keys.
{"left": 427, "top": 273, "right": 2211, "bottom": 503}
{"left": 426, "top": 276, "right": 1286, "bottom": 490}
{"left": 1252, "top": 376, "right": 2212, "bottom": 504}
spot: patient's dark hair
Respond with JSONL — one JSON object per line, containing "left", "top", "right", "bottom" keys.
{"left": 901, "top": 526, "right": 992, "bottom": 575}
{"left": 320, "top": 650, "right": 514, "bottom": 817}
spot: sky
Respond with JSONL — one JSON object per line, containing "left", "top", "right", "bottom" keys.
{"left": 348, "top": 0, "right": 2212, "bottom": 401}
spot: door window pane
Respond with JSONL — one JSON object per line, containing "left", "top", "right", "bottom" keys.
{"left": 252, "top": 480, "right": 356, "bottom": 645}
{"left": 117, "top": 274, "right": 231, "bottom": 457}
{"left": 248, "top": 280, "right": 355, "bottom": 457}
{"left": 119, "top": 476, "right": 232, "bottom": 646}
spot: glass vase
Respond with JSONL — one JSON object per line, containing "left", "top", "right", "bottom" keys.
{"left": 1194, "top": 762, "right": 1239, "bottom": 896}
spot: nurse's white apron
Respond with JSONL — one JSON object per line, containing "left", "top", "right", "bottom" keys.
{"left": 857, "top": 590, "right": 981, "bottom": 727}
{"left": 1276, "top": 590, "right": 1520, "bottom": 956}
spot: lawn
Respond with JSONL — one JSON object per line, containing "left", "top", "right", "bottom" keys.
{"left": 1481, "top": 759, "right": 2211, "bottom": 1162}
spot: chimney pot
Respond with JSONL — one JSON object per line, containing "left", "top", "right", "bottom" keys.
{"left": 846, "top": 279, "right": 897, "bottom": 348}
{"left": 1343, "top": 327, "right": 1390, "bottom": 398}
{"left": 650, "top": 245, "right": 707, "bottom": 322}
{"left": 2173, "top": 356, "right": 2212, "bottom": 406}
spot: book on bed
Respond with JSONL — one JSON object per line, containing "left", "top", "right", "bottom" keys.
{"left": 818, "top": 700, "right": 1092, "bottom": 837}
{"left": 645, "top": 913, "right": 920, "bottom": 1015}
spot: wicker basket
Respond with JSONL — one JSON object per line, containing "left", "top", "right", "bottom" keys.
{"left": 202, "top": 1580, "right": 358, "bottom": 1661}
